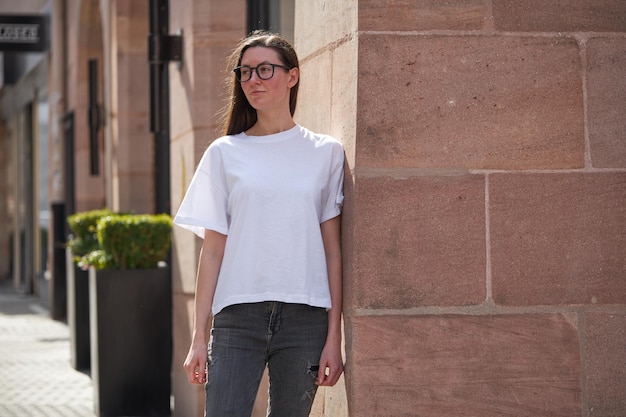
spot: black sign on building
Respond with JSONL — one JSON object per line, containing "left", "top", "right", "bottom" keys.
{"left": 0, "top": 15, "right": 49, "bottom": 52}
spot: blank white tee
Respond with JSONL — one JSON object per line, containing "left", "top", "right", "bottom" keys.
{"left": 173, "top": 124, "right": 344, "bottom": 315}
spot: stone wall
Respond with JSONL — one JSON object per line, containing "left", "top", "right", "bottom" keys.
{"left": 65, "top": 0, "right": 106, "bottom": 212}
{"left": 62, "top": 0, "right": 153, "bottom": 214}
{"left": 109, "top": 1, "right": 153, "bottom": 213}
{"left": 298, "top": 0, "right": 625, "bottom": 415}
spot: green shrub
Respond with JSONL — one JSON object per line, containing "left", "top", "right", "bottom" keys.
{"left": 94, "top": 213, "right": 172, "bottom": 270}
{"left": 67, "top": 209, "right": 112, "bottom": 266}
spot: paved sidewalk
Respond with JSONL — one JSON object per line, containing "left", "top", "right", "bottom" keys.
{"left": 0, "top": 281, "right": 95, "bottom": 417}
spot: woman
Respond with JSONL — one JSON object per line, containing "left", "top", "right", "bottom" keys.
{"left": 173, "top": 30, "right": 345, "bottom": 417}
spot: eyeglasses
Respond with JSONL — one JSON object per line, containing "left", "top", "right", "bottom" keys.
{"left": 233, "top": 63, "right": 291, "bottom": 82}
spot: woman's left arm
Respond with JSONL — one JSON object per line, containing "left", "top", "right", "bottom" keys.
{"left": 317, "top": 215, "right": 344, "bottom": 386}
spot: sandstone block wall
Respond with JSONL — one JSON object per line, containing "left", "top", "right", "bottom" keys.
{"left": 111, "top": 1, "right": 154, "bottom": 214}
{"left": 66, "top": 0, "right": 106, "bottom": 212}
{"left": 298, "top": 0, "right": 625, "bottom": 416}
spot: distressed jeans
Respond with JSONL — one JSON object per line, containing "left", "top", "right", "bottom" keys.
{"left": 205, "top": 302, "right": 328, "bottom": 417}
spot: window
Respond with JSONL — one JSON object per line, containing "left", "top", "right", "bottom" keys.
{"left": 247, "top": 0, "right": 294, "bottom": 41}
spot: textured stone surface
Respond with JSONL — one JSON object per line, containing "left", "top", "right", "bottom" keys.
{"left": 342, "top": 167, "right": 357, "bottom": 311}
{"left": 347, "top": 314, "right": 582, "bottom": 417}
{"left": 296, "top": 50, "right": 333, "bottom": 135}
{"left": 490, "top": 172, "right": 626, "bottom": 306}
{"left": 67, "top": 0, "right": 106, "bottom": 212}
{"left": 114, "top": 6, "right": 154, "bottom": 213}
{"left": 351, "top": 174, "right": 486, "bottom": 309}
{"left": 116, "top": 1, "right": 149, "bottom": 54}
{"left": 584, "top": 312, "right": 626, "bottom": 416}
{"left": 0, "top": 288, "right": 94, "bottom": 417}
{"left": 295, "top": 0, "right": 357, "bottom": 59}
{"left": 297, "top": 37, "right": 358, "bottom": 157}
{"left": 171, "top": 293, "right": 204, "bottom": 417}
{"left": 357, "top": 34, "right": 584, "bottom": 169}
{"left": 169, "top": 0, "right": 244, "bottom": 151}
{"left": 359, "top": 0, "right": 486, "bottom": 31}
{"left": 330, "top": 38, "right": 359, "bottom": 161}
{"left": 586, "top": 38, "right": 626, "bottom": 168}
{"left": 493, "top": 0, "right": 626, "bottom": 32}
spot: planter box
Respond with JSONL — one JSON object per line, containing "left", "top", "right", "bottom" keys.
{"left": 66, "top": 248, "right": 91, "bottom": 371}
{"left": 89, "top": 267, "right": 172, "bottom": 417}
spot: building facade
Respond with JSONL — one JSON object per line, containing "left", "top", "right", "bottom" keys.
{"left": 1, "top": 0, "right": 624, "bottom": 416}
{"left": 0, "top": 0, "right": 51, "bottom": 306}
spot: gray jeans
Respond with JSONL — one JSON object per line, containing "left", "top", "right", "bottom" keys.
{"left": 205, "top": 302, "right": 328, "bottom": 417}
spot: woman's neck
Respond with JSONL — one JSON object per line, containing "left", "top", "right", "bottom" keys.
{"left": 246, "top": 115, "right": 295, "bottom": 137}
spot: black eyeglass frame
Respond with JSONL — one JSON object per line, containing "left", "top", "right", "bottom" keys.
{"left": 233, "top": 63, "right": 292, "bottom": 82}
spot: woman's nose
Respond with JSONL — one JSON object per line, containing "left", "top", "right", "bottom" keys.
{"left": 247, "top": 68, "right": 260, "bottom": 82}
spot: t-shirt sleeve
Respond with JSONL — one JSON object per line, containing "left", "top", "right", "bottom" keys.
{"left": 173, "top": 144, "right": 229, "bottom": 238}
{"left": 320, "top": 140, "right": 345, "bottom": 223}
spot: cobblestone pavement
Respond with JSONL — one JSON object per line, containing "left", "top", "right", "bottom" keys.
{"left": 0, "top": 282, "right": 95, "bottom": 417}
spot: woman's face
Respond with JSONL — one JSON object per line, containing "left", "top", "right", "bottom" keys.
{"left": 239, "top": 46, "right": 298, "bottom": 113}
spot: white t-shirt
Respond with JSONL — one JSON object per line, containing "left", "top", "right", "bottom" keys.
{"left": 173, "top": 124, "right": 344, "bottom": 315}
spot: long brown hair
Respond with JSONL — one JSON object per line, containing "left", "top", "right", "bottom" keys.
{"left": 221, "top": 30, "right": 300, "bottom": 136}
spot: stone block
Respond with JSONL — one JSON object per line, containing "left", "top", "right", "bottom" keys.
{"left": 74, "top": 149, "right": 106, "bottom": 209}
{"left": 357, "top": 34, "right": 584, "bottom": 169}
{"left": 170, "top": 0, "right": 245, "bottom": 140}
{"left": 359, "top": 0, "right": 485, "bottom": 31}
{"left": 586, "top": 38, "right": 626, "bottom": 168}
{"left": 170, "top": 132, "right": 196, "bottom": 213}
{"left": 117, "top": 54, "right": 150, "bottom": 105}
{"left": 493, "top": 0, "right": 626, "bottom": 33}
{"left": 189, "top": 45, "right": 236, "bottom": 130}
{"left": 115, "top": 2, "right": 149, "bottom": 54}
{"left": 171, "top": 226, "right": 201, "bottom": 295}
{"left": 490, "top": 172, "right": 626, "bottom": 306}
{"left": 347, "top": 314, "right": 582, "bottom": 416}
{"left": 584, "top": 312, "right": 626, "bottom": 416}
{"left": 116, "top": 172, "right": 154, "bottom": 214}
{"left": 169, "top": 74, "right": 194, "bottom": 141}
{"left": 342, "top": 168, "right": 357, "bottom": 310}
{"left": 295, "top": 0, "right": 357, "bottom": 59}
{"left": 172, "top": 293, "right": 204, "bottom": 417}
{"left": 350, "top": 174, "right": 486, "bottom": 309}
{"left": 170, "top": 134, "right": 202, "bottom": 295}
{"left": 172, "top": 293, "right": 194, "bottom": 368}
{"left": 331, "top": 38, "right": 359, "bottom": 162}
{"left": 296, "top": 51, "right": 333, "bottom": 135}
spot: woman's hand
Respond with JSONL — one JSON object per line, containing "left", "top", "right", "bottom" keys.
{"left": 316, "top": 340, "right": 344, "bottom": 386}
{"left": 183, "top": 343, "right": 208, "bottom": 384}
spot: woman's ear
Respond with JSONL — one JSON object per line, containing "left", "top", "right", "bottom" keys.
{"left": 288, "top": 67, "right": 299, "bottom": 88}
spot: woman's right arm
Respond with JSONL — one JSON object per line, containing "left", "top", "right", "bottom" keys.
{"left": 183, "top": 229, "right": 227, "bottom": 384}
